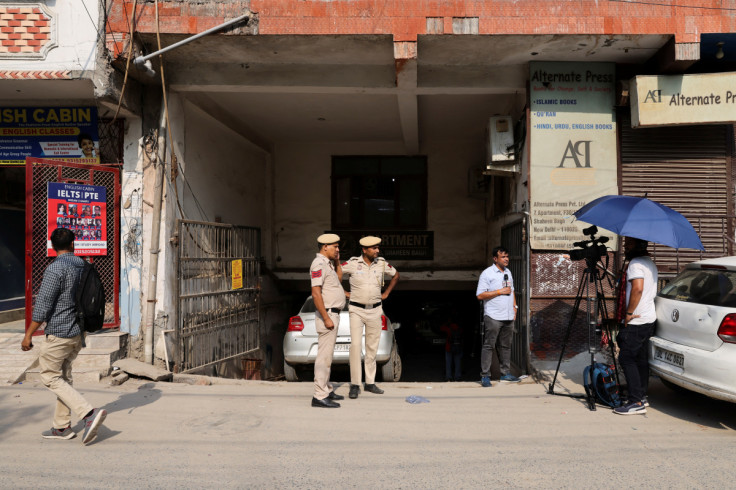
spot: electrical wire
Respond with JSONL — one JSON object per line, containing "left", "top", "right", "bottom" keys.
{"left": 607, "top": 0, "right": 736, "bottom": 11}
{"left": 109, "top": 0, "right": 138, "bottom": 125}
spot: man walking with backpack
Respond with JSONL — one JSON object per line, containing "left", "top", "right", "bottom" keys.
{"left": 21, "top": 228, "right": 107, "bottom": 444}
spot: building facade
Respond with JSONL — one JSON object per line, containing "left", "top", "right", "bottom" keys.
{"left": 3, "top": 0, "right": 734, "bottom": 378}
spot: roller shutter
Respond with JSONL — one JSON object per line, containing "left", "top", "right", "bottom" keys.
{"left": 620, "top": 114, "right": 732, "bottom": 274}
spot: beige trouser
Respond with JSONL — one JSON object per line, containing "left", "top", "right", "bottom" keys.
{"left": 349, "top": 306, "right": 382, "bottom": 385}
{"left": 38, "top": 334, "right": 94, "bottom": 429}
{"left": 313, "top": 311, "right": 340, "bottom": 400}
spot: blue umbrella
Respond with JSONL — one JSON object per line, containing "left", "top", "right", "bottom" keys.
{"left": 573, "top": 195, "right": 705, "bottom": 250}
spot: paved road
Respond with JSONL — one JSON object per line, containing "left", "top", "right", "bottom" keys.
{"left": 1, "top": 374, "right": 734, "bottom": 488}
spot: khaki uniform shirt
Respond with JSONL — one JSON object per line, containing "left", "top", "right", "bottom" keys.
{"left": 310, "top": 253, "right": 346, "bottom": 309}
{"left": 342, "top": 256, "right": 397, "bottom": 304}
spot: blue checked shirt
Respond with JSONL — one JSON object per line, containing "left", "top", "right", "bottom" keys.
{"left": 31, "top": 253, "right": 85, "bottom": 338}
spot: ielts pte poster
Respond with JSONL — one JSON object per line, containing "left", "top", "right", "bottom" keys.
{"left": 47, "top": 182, "right": 107, "bottom": 256}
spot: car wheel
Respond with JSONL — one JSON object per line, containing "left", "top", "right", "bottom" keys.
{"left": 284, "top": 361, "right": 299, "bottom": 382}
{"left": 381, "top": 343, "right": 402, "bottom": 382}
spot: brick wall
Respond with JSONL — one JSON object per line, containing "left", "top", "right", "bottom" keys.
{"left": 105, "top": 0, "right": 736, "bottom": 56}
{"left": 0, "top": 5, "right": 51, "bottom": 56}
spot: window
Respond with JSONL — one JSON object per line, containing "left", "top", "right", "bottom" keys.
{"left": 659, "top": 269, "right": 736, "bottom": 307}
{"left": 332, "top": 156, "right": 427, "bottom": 230}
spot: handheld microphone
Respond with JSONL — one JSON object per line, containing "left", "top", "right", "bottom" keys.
{"left": 503, "top": 274, "right": 509, "bottom": 289}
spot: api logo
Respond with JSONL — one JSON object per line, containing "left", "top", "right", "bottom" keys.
{"left": 643, "top": 89, "right": 662, "bottom": 103}
{"left": 550, "top": 140, "right": 596, "bottom": 186}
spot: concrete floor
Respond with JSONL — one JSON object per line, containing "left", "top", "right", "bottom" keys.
{"left": 1, "top": 372, "right": 734, "bottom": 488}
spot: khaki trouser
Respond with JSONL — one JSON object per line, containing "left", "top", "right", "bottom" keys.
{"left": 349, "top": 306, "right": 382, "bottom": 385}
{"left": 38, "top": 334, "right": 93, "bottom": 429}
{"left": 313, "top": 311, "right": 340, "bottom": 400}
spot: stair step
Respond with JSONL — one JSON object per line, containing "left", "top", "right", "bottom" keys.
{"left": 1, "top": 368, "right": 27, "bottom": 385}
{"left": 84, "top": 331, "right": 127, "bottom": 350}
{"left": 24, "top": 368, "right": 102, "bottom": 383}
{"left": 0, "top": 331, "right": 128, "bottom": 384}
{"left": 0, "top": 353, "right": 38, "bottom": 366}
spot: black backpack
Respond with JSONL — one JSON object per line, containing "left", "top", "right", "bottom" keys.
{"left": 76, "top": 261, "right": 106, "bottom": 334}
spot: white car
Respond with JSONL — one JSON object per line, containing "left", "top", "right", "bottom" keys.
{"left": 650, "top": 256, "right": 736, "bottom": 403}
{"left": 283, "top": 296, "right": 402, "bottom": 382}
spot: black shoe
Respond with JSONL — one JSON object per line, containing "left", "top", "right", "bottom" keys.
{"left": 312, "top": 397, "right": 340, "bottom": 408}
{"left": 328, "top": 391, "right": 344, "bottom": 401}
{"left": 364, "top": 383, "right": 384, "bottom": 394}
{"left": 349, "top": 384, "right": 360, "bottom": 399}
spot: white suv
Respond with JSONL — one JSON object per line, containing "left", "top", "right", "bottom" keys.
{"left": 650, "top": 257, "right": 736, "bottom": 403}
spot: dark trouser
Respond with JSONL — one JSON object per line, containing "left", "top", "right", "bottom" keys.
{"left": 445, "top": 348, "right": 462, "bottom": 380}
{"left": 481, "top": 316, "right": 513, "bottom": 377}
{"left": 616, "top": 321, "right": 656, "bottom": 403}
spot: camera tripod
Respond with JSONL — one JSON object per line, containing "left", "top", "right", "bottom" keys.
{"left": 547, "top": 256, "right": 621, "bottom": 411}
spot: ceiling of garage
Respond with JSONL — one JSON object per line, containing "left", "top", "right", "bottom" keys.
{"left": 133, "top": 33, "right": 673, "bottom": 150}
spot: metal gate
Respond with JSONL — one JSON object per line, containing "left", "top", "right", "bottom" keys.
{"left": 620, "top": 113, "right": 732, "bottom": 273}
{"left": 25, "top": 158, "right": 121, "bottom": 329}
{"left": 176, "top": 220, "right": 261, "bottom": 372}
{"left": 501, "top": 219, "right": 528, "bottom": 373}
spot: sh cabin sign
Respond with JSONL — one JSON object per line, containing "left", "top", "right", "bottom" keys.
{"left": 631, "top": 73, "right": 736, "bottom": 127}
{"left": 529, "top": 62, "right": 618, "bottom": 250}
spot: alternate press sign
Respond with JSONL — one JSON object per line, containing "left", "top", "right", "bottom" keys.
{"left": 529, "top": 61, "right": 618, "bottom": 250}
{"left": 631, "top": 73, "right": 736, "bottom": 127}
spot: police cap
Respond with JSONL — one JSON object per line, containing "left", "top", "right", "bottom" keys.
{"left": 359, "top": 236, "right": 381, "bottom": 247}
{"left": 317, "top": 233, "right": 340, "bottom": 245}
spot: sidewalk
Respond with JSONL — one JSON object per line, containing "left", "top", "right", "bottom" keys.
{"left": 1, "top": 374, "right": 734, "bottom": 488}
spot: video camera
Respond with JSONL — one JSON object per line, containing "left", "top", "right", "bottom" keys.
{"left": 568, "top": 225, "right": 608, "bottom": 263}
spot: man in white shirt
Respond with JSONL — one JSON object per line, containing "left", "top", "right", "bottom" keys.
{"left": 476, "top": 246, "right": 519, "bottom": 387}
{"left": 614, "top": 237, "right": 658, "bottom": 415}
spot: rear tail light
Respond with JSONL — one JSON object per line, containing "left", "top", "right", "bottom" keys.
{"left": 288, "top": 316, "right": 304, "bottom": 332}
{"left": 717, "top": 313, "right": 736, "bottom": 343}
{"left": 381, "top": 315, "right": 388, "bottom": 330}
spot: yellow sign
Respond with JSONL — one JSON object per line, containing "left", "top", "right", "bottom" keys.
{"left": 232, "top": 259, "right": 243, "bottom": 290}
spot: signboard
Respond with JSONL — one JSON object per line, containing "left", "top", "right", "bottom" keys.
{"left": 47, "top": 182, "right": 107, "bottom": 256}
{"left": 529, "top": 62, "right": 618, "bottom": 250}
{"left": 232, "top": 259, "right": 243, "bottom": 290}
{"left": 0, "top": 107, "right": 100, "bottom": 165}
{"left": 631, "top": 72, "right": 736, "bottom": 127}
{"left": 329, "top": 230, "right": 434, "bottom": 260}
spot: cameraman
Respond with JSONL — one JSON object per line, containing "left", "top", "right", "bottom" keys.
{"left": 613, "top": 236, "right": 658, "bottom": 416}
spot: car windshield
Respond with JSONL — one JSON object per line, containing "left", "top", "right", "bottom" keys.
{"left": 659, "top": 268, "right": 736, "bottom": 307}
{"left": 300, "top": 297, "right": 348, "bottom": 313}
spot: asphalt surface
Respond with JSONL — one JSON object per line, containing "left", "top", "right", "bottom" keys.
{"left": 1, "top": 372, "right": 735, "bottom": 489}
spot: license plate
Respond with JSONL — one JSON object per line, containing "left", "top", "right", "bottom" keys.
{"left": 654, "top": 346, "right": 684, "bottom": 368}
{"left": 334, "top": 344, "right": 350, "bottom": 352}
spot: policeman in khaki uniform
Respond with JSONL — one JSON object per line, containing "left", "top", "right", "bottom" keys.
{"left": 310, "top": 234, "right": 347, "bottom": 408}
{"left": 342, "top": 236, "right": 400, "bottom": 399}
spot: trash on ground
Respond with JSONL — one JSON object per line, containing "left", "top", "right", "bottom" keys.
{"left": 405, "top": 395, "right": 430, "bottom": 404}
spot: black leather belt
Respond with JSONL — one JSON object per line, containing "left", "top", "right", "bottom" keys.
{"left": 327, "top": 308, "right": 342, "bottom": 314}
{"left": 349, "top": 301, "right": 382, "bottom": 310}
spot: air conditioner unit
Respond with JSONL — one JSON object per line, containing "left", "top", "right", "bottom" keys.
{"left": 487, "top": 116, "right": 515, "bottom": 165}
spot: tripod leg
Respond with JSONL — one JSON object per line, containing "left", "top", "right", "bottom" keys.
{"left": 548, "top": 271, "right": 588, "bottom": 394}
{"left": 586, "top": 352, "right": 597, "bottom": 411}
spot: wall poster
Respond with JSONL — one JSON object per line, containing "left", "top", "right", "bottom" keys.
{"left": 0, "top": 106, "right": 100, "bottom": 165}
{"left": 47, "top": 182, "right": 107, "bottom": 256}
{"left": 529, "top": 62, "right": 618, "bottom": 250}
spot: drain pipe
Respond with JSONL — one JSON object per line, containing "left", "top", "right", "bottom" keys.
{"left": 134, "top": 13, "right": 252, "bottom": 77}
{"left": 144, "top": 96, "right": 169, "bottom": 364}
